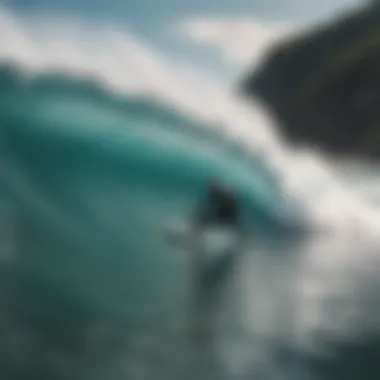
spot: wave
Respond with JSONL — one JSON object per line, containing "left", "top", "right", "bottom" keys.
{"left": 2, "top": 7, "right": 380, "bottom": 237}
{"left": 0, "top": 62, "right": 306, "bottom": 233}
{"left": 0, "top": 61, "right": 310, "bottom": 380}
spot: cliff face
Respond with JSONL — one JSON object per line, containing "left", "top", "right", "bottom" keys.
{"left": 241, "top": 1, "right": 380, "bottom": 160}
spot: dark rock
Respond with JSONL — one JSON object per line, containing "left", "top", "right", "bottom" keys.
{"left": 241, "top": 1, "right": 380, "bottom": 160}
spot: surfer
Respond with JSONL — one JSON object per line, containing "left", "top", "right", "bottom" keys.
{"left": 189, "top": 181, "right": 244, "bottom": 344}
{"left": 165, "top": 180, "right": 244, "bottom": 345}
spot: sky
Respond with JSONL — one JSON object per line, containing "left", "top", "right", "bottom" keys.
{"left": 0, "top": 0, "right": 365, "bottom": 83}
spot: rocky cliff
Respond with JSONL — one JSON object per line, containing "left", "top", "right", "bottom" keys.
{"left": 241, "top": 1, "right": 380, "bottom": 160}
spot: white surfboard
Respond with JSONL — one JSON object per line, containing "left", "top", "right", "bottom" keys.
{"left": 165, "top": 224, "right": 240, "bottom": 258}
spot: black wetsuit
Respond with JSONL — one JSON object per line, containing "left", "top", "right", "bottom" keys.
{"left": 193, "top": 183, "right": 241, "bottom": 310}
{"left": 195, "top": 184, "right": 239, "bottom": 227}
{"left": 189, "top": 184, "right": 242, "bottom": 343}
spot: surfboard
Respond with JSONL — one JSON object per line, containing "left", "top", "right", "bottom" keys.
{"left": 165, "top": 225, "right": 240, "bottom": 258}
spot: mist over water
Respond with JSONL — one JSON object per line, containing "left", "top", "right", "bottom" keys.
{"left": 1, "top": 8, "right": 380, "bottom": 380}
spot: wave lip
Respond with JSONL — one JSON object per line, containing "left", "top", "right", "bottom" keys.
{"left": 0, "top": 62, "right": 308, "bottom": 234}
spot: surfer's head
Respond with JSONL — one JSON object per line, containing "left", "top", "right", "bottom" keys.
{"left": 196, "top": 180, "right": 239, "bottom": 228}
{"left": 208, "top": 181, "right": 233, "bottom": 200}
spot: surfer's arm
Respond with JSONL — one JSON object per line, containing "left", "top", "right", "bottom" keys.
{"left": 164, "top": 200, "right": 206, "bottom": 248}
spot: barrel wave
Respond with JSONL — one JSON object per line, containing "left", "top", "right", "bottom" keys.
{"left": 0, "top": 63, "right": 302, "bottom": 232}
{"left": 0, "top": 63, "right": 307, "bottom": 379}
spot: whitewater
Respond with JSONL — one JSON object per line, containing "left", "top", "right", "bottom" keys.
{"left": 1, "top": 7, "right": 380, "bottom": 380}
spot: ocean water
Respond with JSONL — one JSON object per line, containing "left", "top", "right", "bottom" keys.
{"left": 1, "top": 8, "right": 380, "bottom": 380}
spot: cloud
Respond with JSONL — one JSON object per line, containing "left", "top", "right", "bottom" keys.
{"left": 179, "top": 18, "right": 302, "bottom": 69}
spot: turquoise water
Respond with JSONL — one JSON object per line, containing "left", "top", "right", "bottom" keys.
{"left": 0, "top": 63, "right": 380, "bottom": 380}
